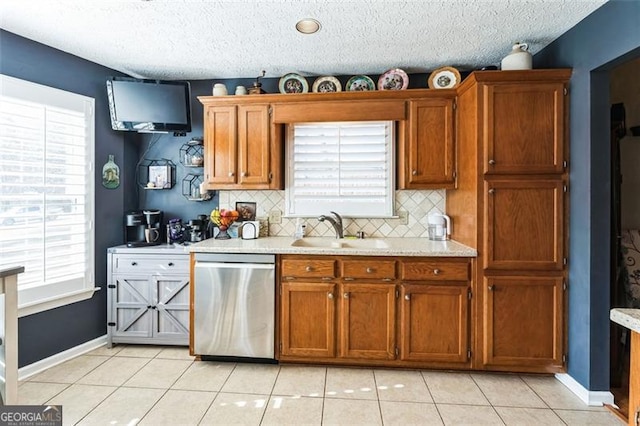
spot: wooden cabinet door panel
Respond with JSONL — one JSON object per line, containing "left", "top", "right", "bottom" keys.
{"left": 153, "top": 275, "right": 189, "bottom": 341}
{"left": 112, "top": 276, "right": 153, "bottom": 339}
{"left": 204, "top": 106, "right": 237, "bottom": 185}
{"left": 280, "top": 282, "right": 336, "bottom": 358}
{"left": 340, "top": 283, "right": 396, "bottom": 360}
{"left": 483, "top": 83, "right": 565, "bottom": 174}
{"left": 401, "top": 98, "right": 455, "bottom": 188}
{"left": 237, "top": 104, "right": 271, "bottom": 186}
{"left": 483, "top": 276, "right": 563, "bottom": 368}
{"left": 400, "top": 284, "right": 469, "bottom": 363}
{"left": 484, "top": 178, "right": 564, "bottom": 270}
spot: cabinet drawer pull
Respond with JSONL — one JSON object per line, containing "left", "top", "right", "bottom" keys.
{"left": 285, "top": 276, "right": 295, "bottom": 281}
{"left": 433, "top": 269, "right": 440, "bottom": 275}
{"left": 322, "top": 277, "right": 333, "bottom": 281}
{"left": 366, "top": 267, "right": 374, "bottom": 273}
{"left": 382, "top": 278, "right": 393, "bottom": 282}
{"left": 305, "top": 266, "right": 313, "bottom": 272}
{"left": 328, "top": 292, "right": 334, "bottom": 299}
{"left": 168, "top": 262, "right": 174, "bottom": 267}
{"left": 343, "top": 292, "right": 349, "bottom": 299}
{"left": 131, "top": 262, "right": 137, "bottom": 266}
{"left": 404, "top": 294, "right": 411, "bottom": 301}
{"left": 228, "top": 172, "right": 234, "bottom": 177}
{"left": 489, "top": 159, "right": 496, "bottom": 165}
{"left": 488, "top": 285, "right": 495, "bottom": 291}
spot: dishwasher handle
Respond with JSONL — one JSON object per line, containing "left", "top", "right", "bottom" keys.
{"left": 195, "top": 261, "right": 275, "bottom": 271}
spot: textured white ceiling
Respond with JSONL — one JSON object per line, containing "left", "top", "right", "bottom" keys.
{"left": 0, "top": 0, "right": 608, "bottom": 80}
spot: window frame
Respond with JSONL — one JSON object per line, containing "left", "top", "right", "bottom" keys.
{"left": 285, "top": 121, "right": 396, "bottom": 218}
{"left": 0, "top": 74, "right": 97, "bottom": 317}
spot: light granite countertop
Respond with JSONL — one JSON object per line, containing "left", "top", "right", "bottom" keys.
{"left": 610, "top": 308, "right": 640, "bottom": 334}
{"left": 185, "top": 236, "right": 477, "bottom": 257}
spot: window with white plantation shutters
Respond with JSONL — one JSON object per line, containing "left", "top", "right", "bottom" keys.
{"left": 0, "top": 74, "right": 96, "bottom": 316}
{"left": 286, "top": 121, "right": 395, "bottom": 217}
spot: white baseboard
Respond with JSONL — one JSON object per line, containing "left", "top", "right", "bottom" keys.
{"left": 18, "top": 335, "right": 108, "bottom": 381}
{"left": 555, "top": 373, "right": 615, "bottom": 406}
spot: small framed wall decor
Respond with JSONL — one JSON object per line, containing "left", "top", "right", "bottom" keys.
{"left": 236, "top": 201, "right": 257, "bottom": 221}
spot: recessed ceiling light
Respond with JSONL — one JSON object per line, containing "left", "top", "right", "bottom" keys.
{"left": 296, "top": 19, "right": 321, "bottom": 35}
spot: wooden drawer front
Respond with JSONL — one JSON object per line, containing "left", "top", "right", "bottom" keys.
{"left": 401, "top": 260, "right": 469, "bottom": 281}
{"left": 113, "top": 255, "right": 189, "bottom": 273}
{"left": 342, "top": 260, "right": 396, "bottom": 280}
{"left": 282, "top": 259, "right": 336, "bottom": 279}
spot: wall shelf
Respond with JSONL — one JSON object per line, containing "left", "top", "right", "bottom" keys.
{"left": 182, "top": 173, "right": 213, "bottom": 201}
{"left": 137, "top": 159, "right": 176, "bottom": 189}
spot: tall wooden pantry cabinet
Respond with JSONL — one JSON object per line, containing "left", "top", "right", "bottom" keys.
{"left": 448, "top": 69, "right": 571, "bottom": 373}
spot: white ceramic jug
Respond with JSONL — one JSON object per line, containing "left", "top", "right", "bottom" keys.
{"left": 501, "top": 43, "right": 532, "bottom": 70}
{"left": 213, "top": 83, "right": 228, "bottom": 96}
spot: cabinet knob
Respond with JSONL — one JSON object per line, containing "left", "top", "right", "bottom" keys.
{"left": 366, "top": 267, "right": 374, "bottom": 273}
{"left": 228, "top": 172, "right": 234, "bottom": 177}
{"left": 241, "top": 172, "right": 247, "bottom": 177}
{"left": 488, "top": 285, "right": 495, "bottom": 291}
{"left": 404, "top": 294, "right": 411, "bottom": 301}
{"left": 412, "top": 170, "right": 418, "bottom": 176}
{"left": 131, "top": 262, "right": 137, "bottom": 266}
{"left": 305, "top": 266, "right": 313, "bottom": 272}
{"left": 489, "top": 159, "right": 496, "bottom": 165}
{"left": 488, "top": 188, "right": 495, "bottom": 194}
{"left": 168, "top": 262, "right": 174, "bottom": 267}
{"left": 634, "top": 409, "right": 640, "bottom": 426}
{"left": 433, "top": 269, "right": 440, "bottom": 275}
{"left": 343, "top": 292, "right": 349, "bottom": 299}
{"left": 328, "top": 292, "right": 334, "bottom": 299}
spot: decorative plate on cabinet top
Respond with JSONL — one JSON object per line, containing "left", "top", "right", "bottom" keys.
{"left": 345, "top": 75, "right": 376, "bottom": 91}
{"left": 428, "top": 66, "right": 461, "bottom": 89}
{"left": 377, "top": 68, "right": 409, "bottom": 90}
{"left": 279, "top": 73, "right": 309, "bottom": 94}
{"left": 312, "top": 76, "right": 342, "bottom": 93}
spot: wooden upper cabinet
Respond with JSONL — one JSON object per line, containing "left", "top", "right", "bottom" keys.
{"left": 203, "top": 105, "right": 237, "bottom": 185}
{"left": 482, "top": 275, "right": 564, "bottom": 370}
{"left": 202, "top": 102, "right": 282, "bottom": 190}
{"left": 237, "top": 104, "right": 271, "bottom": 186}
{"left": 399, "top": 98, "right": 455, "bottom": 189}
{"left": 482, "top": 82, "right": 566, "bottom": 174}
{"left": 484, "top": 178, "right": 565, "bottom": 271}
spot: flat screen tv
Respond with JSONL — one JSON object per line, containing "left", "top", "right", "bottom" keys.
{"left": 106, "top": 77, "right": 192, "bottom": 133}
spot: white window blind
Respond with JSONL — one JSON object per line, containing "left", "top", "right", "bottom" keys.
{"left": 0, "top": 74, "right": 96, "bottom": 316}
{"left": 286, "top": 121, "right": 395, "bottom": 217}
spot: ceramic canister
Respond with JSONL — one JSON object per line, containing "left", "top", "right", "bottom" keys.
{"left": 501, "top": 43, "right": 533, "bottom": 70}
{"left": 213, "top": 83, "right": 228, "bottom": 96}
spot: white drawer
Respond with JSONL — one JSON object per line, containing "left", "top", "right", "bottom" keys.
{"left": 112, "top": 254, "right": 189, "bottom": 273}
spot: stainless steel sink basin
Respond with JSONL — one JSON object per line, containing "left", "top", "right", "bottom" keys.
{"left": 290, "top": 238, "right": 390, "bottom": 249}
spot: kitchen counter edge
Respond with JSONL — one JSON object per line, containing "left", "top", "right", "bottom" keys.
{"left": 185, "top": 236, "right": 477, "bottom": 257}
{"left": 611, "top": 308, "right": 640, "bottom": 334}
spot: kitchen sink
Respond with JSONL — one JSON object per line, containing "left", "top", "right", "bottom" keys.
{"left": 290, "top": 238, "right": 390, "bottom": 249}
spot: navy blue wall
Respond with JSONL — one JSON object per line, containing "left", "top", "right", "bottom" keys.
{"left": 0, "top": 30, "right": 137, "bottom": 366}
{"left": 535, "top": 0, "right": 640, "bottom": 391}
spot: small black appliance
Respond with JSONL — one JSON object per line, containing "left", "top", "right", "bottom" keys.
{"left": 124, "top": 209, "right": 163, "bottom": 247}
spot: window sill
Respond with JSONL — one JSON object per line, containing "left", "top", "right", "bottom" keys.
{"left": 18, "top": 287, "right": 100, "bottom": 318}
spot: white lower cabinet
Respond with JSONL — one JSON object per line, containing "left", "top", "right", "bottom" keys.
{"left": 107, "top": 247, "right": 190, "bottom": 347}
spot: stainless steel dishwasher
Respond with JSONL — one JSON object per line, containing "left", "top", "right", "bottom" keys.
{"left": 193, "top": 253, "right": 275, "bottom": 360}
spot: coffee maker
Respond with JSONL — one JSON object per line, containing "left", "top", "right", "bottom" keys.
{"left": 124, "top": 210, "right": 163, "bottom": 247}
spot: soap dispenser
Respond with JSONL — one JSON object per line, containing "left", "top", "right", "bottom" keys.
{"left": 294, "top": 218, "right": 306, "bottom": 240}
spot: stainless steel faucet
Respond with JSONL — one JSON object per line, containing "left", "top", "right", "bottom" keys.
{"left": 318, "top": 211, "right": 343, "bottom": 239}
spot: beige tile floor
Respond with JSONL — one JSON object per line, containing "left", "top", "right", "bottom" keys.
{"left": 18, "top": 344, "right": 623, "bottom": 425}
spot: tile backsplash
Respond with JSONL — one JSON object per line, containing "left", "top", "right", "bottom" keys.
{"left": 218, "top": 190, "right": 445, "bottom": 238}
